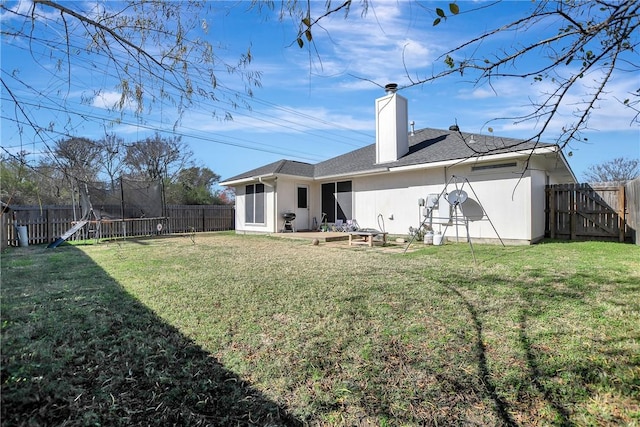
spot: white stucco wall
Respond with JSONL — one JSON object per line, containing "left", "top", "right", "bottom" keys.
{"left": 352, "top": 168, "right": 445, "bottom": 234}
{"left": 234, "top": 185, "right": 247, "bottom": 230}
{"left": 228, "top": 153, "right": 573, "bottom": 243}
{"left": 459, "top": 169, "right": 532, "bottom": 242}
{"left": 275, "top": 179, "right": 294, "bottom": 231}
{"left": 529, "top": 165, "right": 549, "bottom": 243}
{"left": 350, "top": 163, "right": 535, "bottom": 243}
{"left": 232, "top": 178, "right": 316, "bottom": 233}
{"left": 232, "top": 183, "right": 277, "bottom": 233}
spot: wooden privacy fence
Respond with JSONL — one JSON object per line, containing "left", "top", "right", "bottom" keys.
{"left": 625, "top": 177, "right": 640, "bottom": 245}
{"left": 546, "top": 183, "right": 634, "bottom": 242}
{"left": 3, "top": 204, "right": 235, "bottom": 247}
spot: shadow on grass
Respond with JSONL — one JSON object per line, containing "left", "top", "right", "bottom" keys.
{"left": 518, "top": 313, "right": 573, "bottom": 426}
{"left": 439, "top": 258, "right": 639, "bottom": 426}
{"left": 514, "top": 265, "right": 640, "bottom": 426}
{"left": 441, "top": 283, "right": 518, "bottom": 427}
{"left": 1, "top": 245, "right": 301, "bottom": 426}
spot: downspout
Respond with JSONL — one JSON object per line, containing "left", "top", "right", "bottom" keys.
{"left": 442, "top": 166, "right": 448, "bottom": 238}
{"left": 258, "top": 176, "right": 274, "bottom": 188}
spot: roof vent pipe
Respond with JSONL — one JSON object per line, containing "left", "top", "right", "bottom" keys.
{"left": 385, "top": 83, "right": 398, "bottom": 94}
{"left": 410, "top": 120, "right": 415, "bottom": 136}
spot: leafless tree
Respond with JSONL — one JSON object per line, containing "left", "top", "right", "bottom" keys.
{"left": 123, "top": 133, "right": 191, "bottom": 181}
{"left": 96, "top": 133, "right": 125, "bottom": 190}
{"left": 583, "top": 157, "right": 639, "bottom": 184}
{"left": 1, "top": 1, "right": 260, "bottom": 166}
{"left": 53, "top": 137, "right": 101, "bottom": 183}
{"left": 49, "top": 136, "right": 102, "bottom": 208}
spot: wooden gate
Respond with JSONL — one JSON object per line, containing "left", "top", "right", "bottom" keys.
{"left": 546, "top": 183, "right": 629, "bottom": 242}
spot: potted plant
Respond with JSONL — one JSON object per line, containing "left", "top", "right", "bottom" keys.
{"left": 321, "top": 213, "right": 329, "bottom": 232}
{"left": 409, "top": 224, "right": 433, "bottom": 242}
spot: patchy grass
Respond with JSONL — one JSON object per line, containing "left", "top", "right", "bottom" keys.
{"left": 2, "top": 234, "right": 639, "bottom": 426}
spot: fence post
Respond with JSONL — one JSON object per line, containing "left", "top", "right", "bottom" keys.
{"left": 618, "top": 185, "right": 625, "bottom": 243}
{"left": 47, "top": 208, "right": 53, "bottom": 244}
{"left": 549, "top": 187, "right": 556, "bottom": 239}
{"left": 570, "top": 186, "right": 576, "bottom": 240}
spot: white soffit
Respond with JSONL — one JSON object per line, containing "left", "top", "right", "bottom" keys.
{"left": 388, "top": 146, "right": 559, "bottom": 173}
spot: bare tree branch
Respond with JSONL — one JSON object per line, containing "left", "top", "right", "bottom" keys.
{"left": 407, "top": 0, "right": 640, "bottom": 152}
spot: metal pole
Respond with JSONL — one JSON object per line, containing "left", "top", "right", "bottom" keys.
{"left": 404, "top": 175, "right": 456, "bottom": 253}
{"left": 120, "top": 177, "right": 126, "bottom": 239}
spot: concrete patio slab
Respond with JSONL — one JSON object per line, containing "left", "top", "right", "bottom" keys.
{"left": 269, "top": 231, "right": 350, "bottom": 242}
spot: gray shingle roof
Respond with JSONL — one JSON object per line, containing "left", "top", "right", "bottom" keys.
{"left": 315, "top": 128, "right": 553, "bottom": 178}
{"left": 221, "top": 127, "right": 556, "bottom": 183}
{"left": 222, "top": 159, "right": 314, "bottom": 183}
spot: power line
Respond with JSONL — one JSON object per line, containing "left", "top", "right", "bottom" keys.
{"left": 2, "top": 29, "right": 373, "bottom": 150}
{"left": 0, "top": 110, "right": 324, "bottom": 163}
{"left": 2, "top": 67, "right": 371, "bottom": 160}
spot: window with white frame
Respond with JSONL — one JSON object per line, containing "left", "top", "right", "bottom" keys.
{"left": 245, "top": 183, "right": 265, "bottom": 224}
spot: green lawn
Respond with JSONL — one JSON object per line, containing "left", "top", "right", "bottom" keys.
{"left": 2, "top": 233, "right": 639, "bottom": 426}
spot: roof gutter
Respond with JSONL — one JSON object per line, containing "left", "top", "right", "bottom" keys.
{"left": 258, "top": 176, "right": 276, "bottom": 188}
{"left": 220, "top": 173, "right": 276, "bottom": 187}
{"left": 388, "top": 147, "right": 559, "bottom": 173}
{"left": 315, "top": 167, "right": 389, "bottom": 181}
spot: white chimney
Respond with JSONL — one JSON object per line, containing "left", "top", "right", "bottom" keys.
{"left": 376, "top": 83, "right": 409, "bottom": 164}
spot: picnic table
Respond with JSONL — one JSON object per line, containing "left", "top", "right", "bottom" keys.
{"left": 348, "top": 229, "right": 388, "bottom": 247}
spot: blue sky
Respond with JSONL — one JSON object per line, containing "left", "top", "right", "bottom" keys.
{"left": 1, "top": 1, "right": 639, "bottom": 183}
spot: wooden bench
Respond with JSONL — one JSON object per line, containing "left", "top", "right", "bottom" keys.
{"left": 348, "top": 230, "right": 388, "bottom": 247}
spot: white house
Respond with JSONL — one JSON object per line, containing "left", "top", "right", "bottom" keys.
{"left": 220, "top": 85, "right": 577, "bottom": 244}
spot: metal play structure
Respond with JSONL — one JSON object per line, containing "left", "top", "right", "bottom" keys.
{"left": 404, "top": 175, "right": 504, "bottom": 261}
{"left": 47, "top": 176, "right": 165, "bottom": 248}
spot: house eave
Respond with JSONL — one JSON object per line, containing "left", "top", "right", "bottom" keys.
{"left": 222, "top": 145, "right": 575, "bottom": 185}
{"left": 388, "top": 147, "right": 559, "bottom": 173}
{"left": 315, "top": 167, "right": 390, "bottom": 181}
{"left": 277, "top": 173, "right": 314, "bottom": 182}
{"left": 220, "top": 173, "right": 276, "bottom": 187}
{"left": 554, "top": 150, "right": 578, "bottom": 183}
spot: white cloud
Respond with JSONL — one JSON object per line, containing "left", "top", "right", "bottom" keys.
{"left": 289, "top": 1, "right": 441, "bottom": 85}
{"left": 0, "top": 0, "right": 32, "bottom": 21}
{"left": 178, "top": 104, "right": 373, "bottom": 135}
{"left": 90, "top": 90, "right": 138, "bottom": 111}
{"left": 442, "top": 63, "right": 640, "bottom": 139}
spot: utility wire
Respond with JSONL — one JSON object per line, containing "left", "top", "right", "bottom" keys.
{"left": 1, "top": 108, "right": 325, "bottom": 162}
{"left": 2, "top": 30, "right": 373, "bottom": 150}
